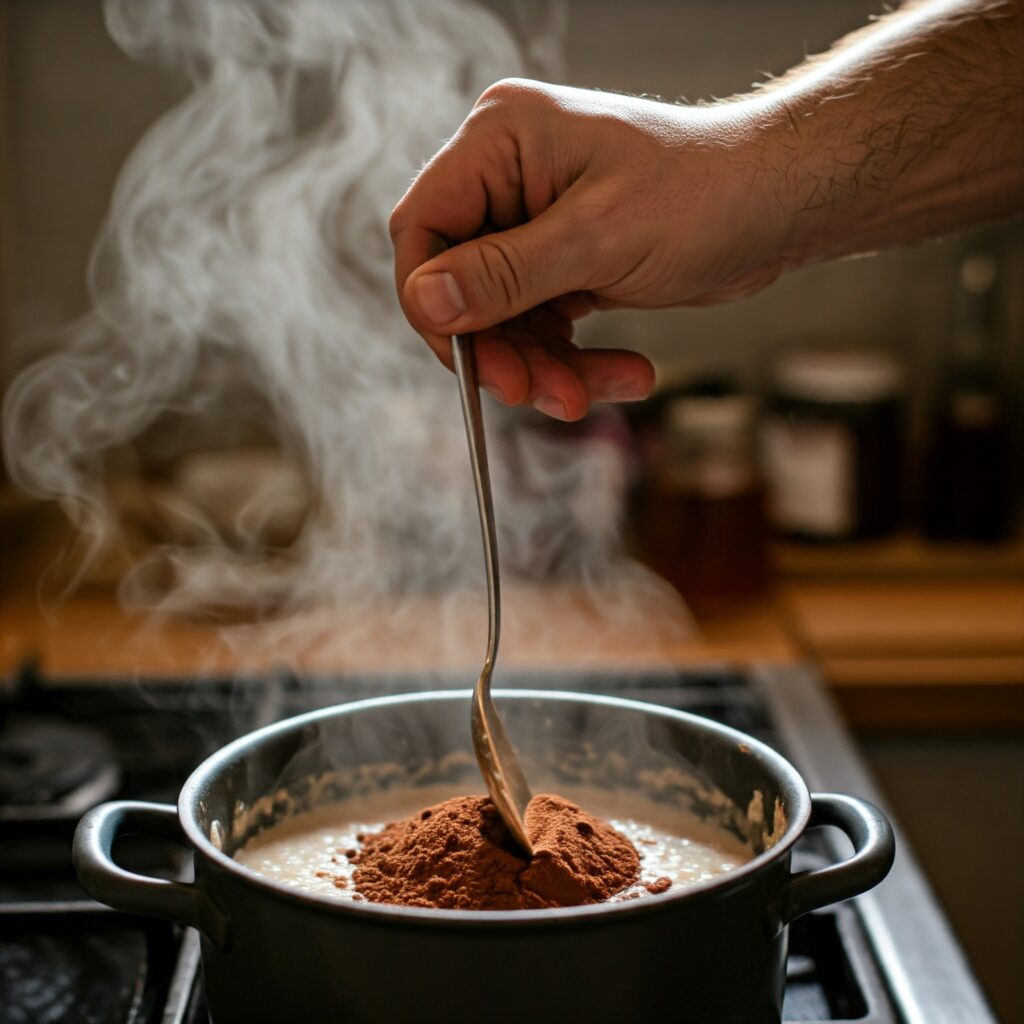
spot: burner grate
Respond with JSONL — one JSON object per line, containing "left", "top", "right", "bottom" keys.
{"left": 0, "top": 909, "right": 179, "bottom": 1024}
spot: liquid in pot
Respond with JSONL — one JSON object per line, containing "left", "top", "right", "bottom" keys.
{"left": 234, "top": 784, "right": 752, "bottom": 905}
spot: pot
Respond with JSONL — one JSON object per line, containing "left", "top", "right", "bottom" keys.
{"left": 73, "top": 690, "right": 894, "bottom": 1024}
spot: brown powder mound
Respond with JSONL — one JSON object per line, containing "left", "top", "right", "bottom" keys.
{"left": 351, "top": 793, "right": 640, "bottom": 910}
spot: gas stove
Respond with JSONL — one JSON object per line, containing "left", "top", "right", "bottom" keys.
{"left": 0, "top": 663, "right": 993, "bottom": 1023}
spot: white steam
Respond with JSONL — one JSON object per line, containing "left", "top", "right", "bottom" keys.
{"left": 3, "top": 0, "right": 689, "bottom": 664}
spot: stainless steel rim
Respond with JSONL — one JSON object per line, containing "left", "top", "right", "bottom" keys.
{"left": 178, "top": 689, "right": 812, "bottom": 928}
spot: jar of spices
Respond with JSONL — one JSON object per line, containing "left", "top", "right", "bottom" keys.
{"left": 643, "top": 392, "right": 769, "bottom": 612}
{"left": 761, "top": 349, "right": 905, "bottom": 541}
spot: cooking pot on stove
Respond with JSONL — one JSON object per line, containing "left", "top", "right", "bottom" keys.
{"left": 73, "top": 690, "right": 894, "bottom": 1024}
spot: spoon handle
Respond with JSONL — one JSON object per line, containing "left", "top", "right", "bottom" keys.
{"left": 451, "top": 334, "right": 501, "bottom": 674}
{"left": 452, "top": 333, "right": 533, "bottom": 856}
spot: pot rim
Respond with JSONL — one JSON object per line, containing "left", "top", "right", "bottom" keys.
{"left": 179, "top": 689, "right": 810, "bottom": 927}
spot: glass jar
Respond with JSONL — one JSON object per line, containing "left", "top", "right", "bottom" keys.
{"left": 643, "top": 394, "right": 769, "bottom": 612}
{"left": 761, "top": 349, "right": 905, "bottom": 542}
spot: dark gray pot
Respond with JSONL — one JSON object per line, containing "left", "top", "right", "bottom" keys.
{"left": 74, "top": 690, "right": 894, "bottom": 1024}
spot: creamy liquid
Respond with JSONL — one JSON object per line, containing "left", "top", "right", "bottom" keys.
{"left": 234, "top": 785, "right": 752, "bottom": 905}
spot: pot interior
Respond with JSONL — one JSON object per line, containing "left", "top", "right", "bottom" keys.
{"left": 185, "top": 691, "right": 803, "bottom": 862}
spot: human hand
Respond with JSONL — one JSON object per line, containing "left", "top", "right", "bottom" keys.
{"left": 390, "top": 79, "right": 791, "bottom": 420}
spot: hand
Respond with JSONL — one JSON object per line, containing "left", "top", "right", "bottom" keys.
{"left": 389, "top": 79, "right": 790, "bottom": 420}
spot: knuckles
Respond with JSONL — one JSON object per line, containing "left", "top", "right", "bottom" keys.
{"left": 388, "top": 176, "right": 421, "bottom": 243}
{"left": 470, "top": 236, "right": 528, "bottom": 309}
{"left": 387, "top": 199, "right": 407, "bottom": 243}
{"left": 473, "top": 77, "right": 556, "bottom": 118}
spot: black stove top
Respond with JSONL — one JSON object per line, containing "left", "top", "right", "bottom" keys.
{"left": 0, "top": 665, "right": 975, "bottom": 1023}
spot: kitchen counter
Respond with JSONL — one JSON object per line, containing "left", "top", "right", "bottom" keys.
{"left": 0, "top": 493, "right": 795, "bottom": 677}
{"left": 3, "top": 497, "right": 1021, "bottom": 727}
{"left": 5, "top": 583, "right": 1022, "bottom": 729}
{"left": 778, "top": 569, "right": 1024, "bottom": 731}
{"left": 0, "top": 587, "right": 794, "bottom": 678}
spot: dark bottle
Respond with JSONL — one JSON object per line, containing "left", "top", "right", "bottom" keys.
{"left": 923, "top": 251, "right": 1014, "bottom": 542}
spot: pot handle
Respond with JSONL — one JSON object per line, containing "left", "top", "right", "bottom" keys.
{"left": 74, "top": 800, "right": 229, "bottom": 947}
{"left": 784, "top": 793, "right": 895, "bottom": 923}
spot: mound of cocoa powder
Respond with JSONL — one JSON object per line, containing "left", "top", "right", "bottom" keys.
{"left": 350, "top": 793, "right": 640, "bottom": 910}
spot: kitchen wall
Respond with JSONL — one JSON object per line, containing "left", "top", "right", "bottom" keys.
{"left": 4, "top": 0, "right": 1023, "bottom": 439}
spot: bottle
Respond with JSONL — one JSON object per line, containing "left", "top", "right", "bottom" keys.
{"left": 922, "top": 251, "right": 1013, "bottom": 542}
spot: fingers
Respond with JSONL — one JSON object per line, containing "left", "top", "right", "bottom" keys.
{"left": 409, "top": 279, "right": 651, "bottom": 423}
{"left": 505, "top": 333, "right": 590, "bottom": 421}
{"left": 465, "top": 310, "right": 655, "bottom": 420}
{"left": 390, "top": 132, "right": 505, "bottom": 369}
{"left": 547, "top": 291, "right": 595, "bottom": 322}
{"left": 417, "top": 295, "right": 652, "bottom": 420}
{"left": 397, "top": 198, "right": 594, "bottom": 339}
{"left": 514, "top": 305, "right": 656, "bottom": 409}
{"left": 387, "top": 83, "right": 652, "bottom": 421}
{"left": 559, "top": 347, "right": 657, "bottom": 404}
{"left": 472, "top": 329, "right": 531, "bottom": 405}
{"left": 392, "top": 205, "right": 602, "bottom": 415}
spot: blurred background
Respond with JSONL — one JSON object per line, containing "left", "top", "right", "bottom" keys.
{"left": 1, "top": 1, "right": 1022, "bottom": 1019}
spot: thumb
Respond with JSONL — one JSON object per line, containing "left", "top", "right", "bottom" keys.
{"left": 402, "top": 209, "right": 589, "bottom": 336}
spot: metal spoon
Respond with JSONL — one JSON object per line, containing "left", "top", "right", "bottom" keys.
{"left": 451, "top": 333, "right": 534, "bottom": 857}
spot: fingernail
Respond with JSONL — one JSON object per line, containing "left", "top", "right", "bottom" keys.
{"left": 533, "top": 397, "right": 569, "bottom": 421}
{"left": 483, "top": 382, "right": 508, "bottom": 404}
{"left": 412, "top": 271, "right": 465, "bottom": 327}
{"left": 605, "top": 381, "right": 649, "bottom": 402}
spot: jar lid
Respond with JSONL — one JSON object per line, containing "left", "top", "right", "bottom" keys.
{"left": 773, "top": 349, "right": 904, "bottom": 403}
{"left": 665, "top": 395, "right": 755, "bottom": 438}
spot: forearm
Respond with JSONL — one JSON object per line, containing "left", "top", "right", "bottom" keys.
{"left": 389, "top": 2, "right": 1023, "bottom": 413}
{"left": 746, "top": 0, "right": 1024, "bottom": 267}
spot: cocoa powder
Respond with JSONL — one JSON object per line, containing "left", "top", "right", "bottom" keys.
{"left": 350, "top": 793, "right": 640, "bottom": 910}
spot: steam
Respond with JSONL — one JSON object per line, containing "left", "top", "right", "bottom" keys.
{"left": 3, "top": 0, "right": 689, "bottom": 665}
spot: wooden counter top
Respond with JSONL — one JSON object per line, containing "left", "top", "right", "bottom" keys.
{"left": 0, "top": 492, "right": 794, "bottom": 678}
{"left": 4, "top": 496, "right": 1021, "bottom": 728}
{"left": 0, "top": 587, "right": 795, "bottom": 679}
{"left": 779, "top": 578, "right": 1024, "bottom": 729}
